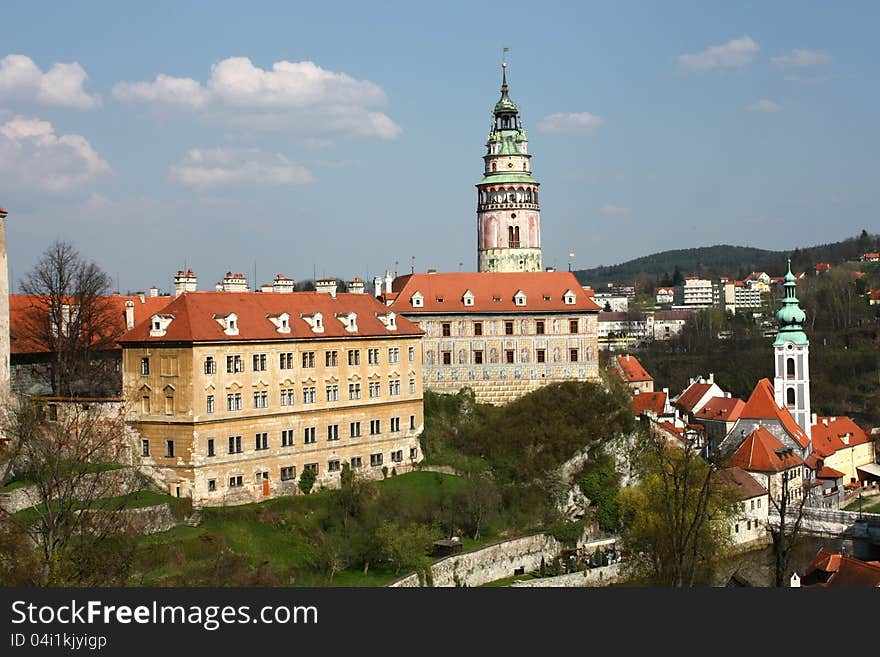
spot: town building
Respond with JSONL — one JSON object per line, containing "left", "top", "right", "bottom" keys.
{"left": 717, "top": 466, "right": 769, "bottom": 547}
{"left": 797, "top": 549, "right": 880, "bottom": 588}
{"left": 724, "top": 425, "right": 806, "bottom": 504}
{"left": 772, "top": 261, "right": 812, "bottom": 438}
{"left": 118, "top": 285, "right": 425, "bottom": 505}
{"left": 693, "top": 394, "right": 744, "bottom": 452}
{"left": 611, "top": 354, "right": 653, "bottom": 393}
{"left": 809, "top": 415, "right": 875, "bottom": 486}
{"left": 673, "top": 277, "right": 715, "bottom": 308}
{"left": 860, "top": 252, "right": 879, "bottom": 263}
{"left": 382, "top": 271, "right": 600, "bottom": 404}
{"left": 655, "top": 286, "right": 674, "bottom": 305}
{"left": 672, "top": 374, "right": 725, "bottom": 422}
{"left": 476, "top": 63, "right": 542, "bottom": 273}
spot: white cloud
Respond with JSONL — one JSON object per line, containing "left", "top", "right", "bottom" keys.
{"left": 0, "top": 116, "right": 111, "bottom": 192}
{"left": 537, "top": 112, "right": 604, "bottom": 135}
{"left": 771, "top": 49, "right": 830, "bottom": 68}
{"left": 0, "top": 54, "right": 100, "bottom": 109}
{"left": 598, "top": 204, "right": 629, "bottom": 217}
{"left": 169, "top": 147, "right": 314, "bottom": 189}
{"left": 677, "top": 36, "right": 760, "bottom": 71}
{"left": 746, "top": 99, "right": 781, "bottom": 112}
{"left": 113, "top": 57, "right": 401, "bottom": 139}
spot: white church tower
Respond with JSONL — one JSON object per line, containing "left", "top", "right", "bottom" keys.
{"left": 773, "top": 260, "right": 811, "bottom": 438}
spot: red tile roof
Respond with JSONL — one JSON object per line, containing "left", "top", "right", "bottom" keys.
{"left": 10, "top": 293, "right": 174, "bottom": 355}
{"left": 726, "top": 426, "right": 804, "bottom": 473}
{"left": 815, "top": 262, "right": 831, "bottom": 272}
{"left": 615, "top": 354, "right": 652, "bottom": 383}
{"left": 816, "top": 466, "right": 845, "bottom": 480}
{"left": 694, "top": 396, "right": 745, "bottom": 423}
{"left": 632, "top": 391, "right": 667, "bottom": 416}
{"left": 716, "top": 466, "right": 767, "bottom": 500}
{"left": 802, "top": 549, "right": 880, "bottom": 588}
{"left": 386, "top": 271, "right": 601, "bottom": 313}
{"left": 810, "top": 416, "right": 872, "bottom": 458}
{"left": 674, "top": 381, "right": 715, "bottom": 413}
{"left": 740, "top": 379, "right": 810, "bottom": 448}
{"left": 119, "top": 291, "right": 422, "bottom": 343}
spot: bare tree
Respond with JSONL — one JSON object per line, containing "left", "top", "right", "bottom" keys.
{"left": 19, "top": 241, "right": 118, "bottom": 397}
{"left": 0, "top": 398, "right": 136, "bottom": 586}
{"left": 768, "top": 446, "right": 809, "bottom": 587}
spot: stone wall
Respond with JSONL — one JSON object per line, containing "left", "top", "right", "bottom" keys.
{"left": 0, "top": 467, "right": 148, "bottom": 514}
{"left": 389, "top": 533, "right": 562, "bottom": 588}
{"left": 510, "top": 563, "right": 622, "bottom": 587}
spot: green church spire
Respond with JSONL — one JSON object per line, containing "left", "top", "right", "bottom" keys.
{"left": 773, "top": 258, "right": 808, "bottom": 346}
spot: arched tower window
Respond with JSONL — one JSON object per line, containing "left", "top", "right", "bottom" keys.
{"left": 786, "top": 358, "right": 795, "bottom": 377}
{"left": 786, "top": 388, "right": 796, "bottom": 407}
{"left": 491, "top": 162, "right": 496, "bottom": 172}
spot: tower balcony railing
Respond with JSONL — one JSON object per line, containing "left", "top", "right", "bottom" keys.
{"left": 477, "top": 202, "right": 540, "bottom": 211}
{"left": 508, "top": 240, "right": 521, "bottom": 248}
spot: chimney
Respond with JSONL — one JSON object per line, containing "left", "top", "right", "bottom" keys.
{"left": 384, "top": 270, "right": 394, "bottom": 294}
{"left": 174, "top": 269, "right": 197, "bottom": 296}
{"left": 124, "top": 300, "right": 135, "bottom": 330}
{"left": 626, "top": 354, "right": 631, "bottom": 362}
{"left": 348, "top": 277, "right": 365, "bottom": 294}
{"left": 708, "top": 373, "right": 714, "bottom": 384}
{"left": 840, "top": 433, "right": 850, "bottom": 446}
{"left": 215, "top": 282, "right": 223, "bottom": 291}
{"left": 221, "top": 272, "right": 248, "bottom": 292}
{"left": 822, "top": 418, "right": 829, "bottom": 427}
{"left": 545, "top": 266, "right": 556, "bottom": 272}
{"left": 272, "top": 274, "right": 295, "bottom": 294}
{"left": 725, "top": 392, "right": 731, "bottom": 398}
{"left": 811, "top": 412, "right": 817, "bottom": 427}
{"left": 315, "top": 279, "right": 337, "bottom": 299}
{"left": 260, "top": 284, "right": 273, "bottom": 293}
{"left": 426, "top": 268, "right": 437, "bottom": 274}
{"left": 150, "top": 285, "right": 159, "bottom": 297}
{"left": 138, "top": 292, "right": 145, "bottom": 303}
{"left": 373, "top": 276, "right": 383, "bottom": 298}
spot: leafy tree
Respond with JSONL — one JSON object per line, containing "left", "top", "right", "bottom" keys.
{"left": 338, "top": 463, "right": 377, "bottom": 528}
{"left": 298, "top": 468, "right": 316, "bottom": 495}
{"left": 375, "top": 521, "right": 438, "bottom": 575}
{"left": 619, "top": 431, "right": 737, "bottom": 586}
{"left": 578, "top": 453, "right": 621, "bottom": 533}
{"left": 768, "top": 448, "right": 809, "bottom": 587}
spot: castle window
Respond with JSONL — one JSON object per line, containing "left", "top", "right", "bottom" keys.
{"left": 505, "top": 321, "right": 514, "bottom": 335}
{"left": 505, "top": 350, "right": 515, "bottom": 364}
{"left": 536, "top": 321, "right": 545, "bottom": 335}
{"left": 141, "top": 357, "right": 150, "bottom": 375}
{"left": 442, "top": 322, "right": 451, "bottom": 337}
{"left": 474, "top": 322, "right": 483, "bottom": 336}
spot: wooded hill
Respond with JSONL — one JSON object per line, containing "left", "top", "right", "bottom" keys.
{"left": 574, "top": 231, "right": 880, "bottom": 286}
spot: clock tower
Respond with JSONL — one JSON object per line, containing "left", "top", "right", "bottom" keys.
{"left": 476, "top": 63, "right": 542, "bottom": 273}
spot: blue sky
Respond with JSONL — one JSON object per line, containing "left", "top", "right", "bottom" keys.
{"left": 2, "top": 1, "right": 877, "bottom": 293}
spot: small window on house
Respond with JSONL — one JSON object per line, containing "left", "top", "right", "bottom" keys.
{"left": 569, "top": 348, "right": 579, "bottom": 362}
{"left": 569, "top": 319, "right": 579, "bottom": 333}
{"left": 165, "top": 439, "right": 175, "bottom": 458}
{"left": 442, "top": 351, "right": 452, "bottom": 365}
{"left": 141, "top": 439, "right": 150, "bottom": 457}
{"left": 442, "top": 322, "right": 451, "bottom": 337}
{"left": 140, "top": 357, "right": 150, "bottom": 375}
{"left": 505, "top": 350, "right": 515, "bottom": 364}
{"left": 208, "top": 479, "right": 216, "bottom": 492}
{"left": 505, "top": 321, "right": 514, "bottom": 335}
{"left": 207, "top": 438, "right": 215, "bottom": 457}
{"left": 473, "top": 322, "right": 483, "bottom": 336}
{"left": 536, "top": 321, "right": 545, "bottom": 335}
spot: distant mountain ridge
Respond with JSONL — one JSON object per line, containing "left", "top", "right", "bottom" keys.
{"left": 573, "top": 232, "right": 879, "bottom": 286}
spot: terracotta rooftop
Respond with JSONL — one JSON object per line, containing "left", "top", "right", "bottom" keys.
{"left": 386, "top": 271, "right": 601, "bottom": 314}
{"left": 716, "top": 466, "right": 768, "bottom": 500}
{"left": 695, "top": 396, "right": 745, "bottom": 423}
{"left": 632, "top": 391, "right": 667, "bottom": 417}
{"left": 740, "top": 378, "right": 810, "bottom": 449}
{"left": 10, "top": 293, "right": 174, "bottom": 355}
{"left": 725, "top": 426, "right": 804, "bottom": 473}
{"left": 119, "top": 291, "right": 422, "bottom": 343}
{"left": 674, "top": 381, "right": 716, "bottom": 413}
{"left": 801, "top": 549, "right": 880, "bottom": 588}
{"left": 811, "top": 416, "right": 872, "bottom": 458}
{"left": 815, "top": 466, "right": 845, "bottom": 480}
{"left": 615, "top": 354, "right": 652, "bottom": 383}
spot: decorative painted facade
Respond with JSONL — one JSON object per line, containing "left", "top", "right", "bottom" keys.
{"left": 476, "top": 64, "right": 542, "bottom": 273}
{"left": 383, "top": 271, "right": 601, "bottom": 404}
{"left": 119, "top": 289, "right": 424, "bottom": 506}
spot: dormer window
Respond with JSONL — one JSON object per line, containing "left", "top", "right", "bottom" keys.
{"left": 462, "top": 290, "right": 475, "bottom": 307}
{"left": 301, "top": 312, "right": 324, "bottom": 333}
{"left": 514, "top": 290, "right": 527, "bottom": 306}
{"left": 267, "top": 312, "right": 291, "bottom": 334}
{"left": 149, "top": 314, "right": 174, "bottom": 337}
{"left": 376, "top": 312, "right": 397, "bottom": 331}
{"left": 411, "top": 292, "right": 424, "bottom": 308}
{"left": 493, "top": 296, "right": 502, "bottom": 302}
{"left": 212, "top": 313, "right": 239, "bottom": 336}
{"left": 336, "top": 312, "right": 358, "bottom": 333}
{"left": 543, "top": 295, "right": 551, "bottom": 301}
{"left": 563, "top": 290, "right": 576, "bottom": 305}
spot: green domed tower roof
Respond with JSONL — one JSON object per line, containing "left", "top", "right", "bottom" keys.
{"left": 773, "top": 258, "right": 808, "bottom": 346}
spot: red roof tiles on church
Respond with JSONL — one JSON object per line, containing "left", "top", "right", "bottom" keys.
{"left": 387, "top": 271, "right": 601, "bottom": 313}
{"left": 119, "top": 292, "right": 422, "bottom": 343}
{"left": 726, "top": 426, "right": 804, "bottom": 473}
{"left": 740, "top": 378, "right": 810, "bottom": 448}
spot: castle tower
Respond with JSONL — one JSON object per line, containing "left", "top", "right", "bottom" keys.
{"left": 476, "top": 63, "right": 542, "bottom": 272}
{"left": 773, "top": 259, "right": 811, "bottom": 438}
{"left": 0, "top": 207, "right": 9, "bottom": 398}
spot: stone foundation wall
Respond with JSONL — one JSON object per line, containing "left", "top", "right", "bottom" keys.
{"left": 428, "top": 378, "right": 572, "bottom": 405}
{"left": 510, "top": 563, "right": 622, "bottom": 587}
{"left": 0, "top": 467, "right": 148, "bottom": 514}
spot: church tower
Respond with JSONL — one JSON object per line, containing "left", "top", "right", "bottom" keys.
{"left": 773, "top": 259, "right": 811, "bottom": 438}
{"left": 476, "top": 63, "right": 542, "bottom": 272}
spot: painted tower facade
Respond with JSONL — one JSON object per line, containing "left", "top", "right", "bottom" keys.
{"left": 476, "top": 64, "right": 542, "bottom": 273}
{"left": 773, "top": 260, "right": 811, "bottom": 438}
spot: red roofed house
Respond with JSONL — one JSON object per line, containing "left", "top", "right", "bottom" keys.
{"left": 724, "top": 425, "right": 807, "bottom": 504}
{"left": 797, "top": 548, "right": 880, "bottom": 588}
{"left": 672, "top": 374, "right": 725, "bottom": 423}
{"left": 631, "top": 391, "right": 669, "bottom": 419}
{"left": 814, "top": 262, "right": 831, "bottom": 274}
{"left": 694, "top": 394, "right": 745, "bottom": 451}
{"left": 612, "top": 354, "right": 653, "bottom": 393}
{"left": 383, "top": 270, "right": 600, "bottom": 404}
{"left": 869, "top": 290, "right": 880, "bottom": 306}
{"left": 809, "top": 415, "right": 877, "bottom": 486}
{"left": 655, "top": 286, "right": 674, "bottom": 305}
{"left": 716, "top": 466, "right": 769, "bottom": 547}
{"left": 118, "top": 283, "right": 425, "bottom": 505}
{"left": 860, "top": 253, "right": 879, "bottom": 262}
